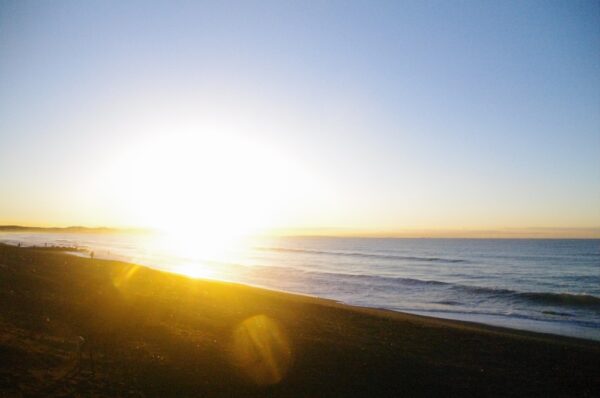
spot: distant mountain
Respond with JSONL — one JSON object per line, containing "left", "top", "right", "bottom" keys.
{"left": 0, "top": 225, "right": 146, "bottom": 233}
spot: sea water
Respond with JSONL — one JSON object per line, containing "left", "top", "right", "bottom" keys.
{"left": 1, "top": 232, "right": 598, "bottom": 341}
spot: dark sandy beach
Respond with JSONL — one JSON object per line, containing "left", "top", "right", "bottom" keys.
{"left": 1, "top": 243, "right": 599, "bottom": 397}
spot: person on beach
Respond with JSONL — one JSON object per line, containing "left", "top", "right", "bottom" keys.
{"left": 90, "top": 251, "right": 94, "bottom": 259}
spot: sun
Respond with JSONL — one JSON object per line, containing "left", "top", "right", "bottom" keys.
{"left": 103, "top": 130, "right": 311, "bottom": 269}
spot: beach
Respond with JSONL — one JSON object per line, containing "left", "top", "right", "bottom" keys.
{"left": 3, "top": 232, "right": 598, "bottom": 341}
{"left": 1, "top": 243, "right": 599, "bottom": 397}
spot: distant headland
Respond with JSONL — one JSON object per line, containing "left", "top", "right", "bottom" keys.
{"left": 0, "top": 225, "right": 147, "bottom": 234}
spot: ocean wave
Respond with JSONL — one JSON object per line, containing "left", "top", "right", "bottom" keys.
{"left": 247, "top": 265, "right": 450, "bottom": 287}
{"left": 434, "top": 300, "right": 461, "bottom": 306}
{"left": 579, "top": 252, "right": 600, "bottom": 257}
{"left": 541, "top": 310, "right": 572, "bottom": 317}
{"left": 518, "top": 292, "right": 600, "bottom": 309}
{"left": 255, "top": 247, "right": 467, "bottom": 263}
{"left": 453, "top": 285, "right": 515, "bottom": 296}
{"left": 443, "top": 284, "right": 600, "bottom": 310}
{"left": 246, "top": 265, "right": 600, "bottom": 311}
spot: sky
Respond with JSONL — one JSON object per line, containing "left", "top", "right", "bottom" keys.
{"left": 0, "top": 1, "right": 599, "bottom": 237}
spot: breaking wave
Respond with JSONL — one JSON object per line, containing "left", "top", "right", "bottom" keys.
{"left": 256, "top": 247, "right": 467, "bottom": 263}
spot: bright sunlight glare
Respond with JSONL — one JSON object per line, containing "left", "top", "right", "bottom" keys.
{"left": 101, "top": 129, "right": 315, "bottom": 272}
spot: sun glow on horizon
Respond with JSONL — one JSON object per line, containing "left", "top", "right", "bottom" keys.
{"left": 99, "top": 129, "right": 319, "bottom": 273}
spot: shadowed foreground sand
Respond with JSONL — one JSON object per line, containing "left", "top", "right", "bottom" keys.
{"left": 1, "top": 244, "right": 599, "bottom": 397}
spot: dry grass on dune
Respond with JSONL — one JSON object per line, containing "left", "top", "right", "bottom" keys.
{"left": 0, "top": 244, "right": 599, "bottom": 397}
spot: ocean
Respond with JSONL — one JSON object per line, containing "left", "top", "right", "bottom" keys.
{"left": 1, "top": 232, "right": 599, "bottom": 341}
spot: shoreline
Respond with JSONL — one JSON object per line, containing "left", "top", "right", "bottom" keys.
{"left": 3, "top": 241, "right": 600, "bottom": 344}
{"left": 2, "top": 240, "right": 599, "bottom": 343}
{"left": 4, "top": 238, "right": 597, "bottom": 343}
{"left": 186, "top": 279, "right": 600, "bottom": 344}
{"left": 1, "top": 243, "right": 599, "bottom": 396}
{"left": 403, "top": 308, "right": 600, "bottom": 342}
{"left": 55, "top": 248, "right": 600, "bottom": 342}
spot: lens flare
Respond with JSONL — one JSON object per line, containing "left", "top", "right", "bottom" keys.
{"left": 230, "top": 314, "right": 292, "bottom": 385}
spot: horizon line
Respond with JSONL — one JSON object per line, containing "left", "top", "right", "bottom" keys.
{"left": 1, "top": 225, "right": 599, "bottom": 239}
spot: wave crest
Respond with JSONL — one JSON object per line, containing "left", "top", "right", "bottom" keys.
{"left": 519, "top": 292, "right": 600, "bottom": 309}
{"left": 256, "top": 247, "right": 467, "bottom": 263}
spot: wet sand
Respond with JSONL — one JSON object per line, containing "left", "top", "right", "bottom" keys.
{"left": 1, "top": 243, "right": 599, "bottom": 397}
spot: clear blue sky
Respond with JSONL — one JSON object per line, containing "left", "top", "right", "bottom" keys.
{"left": 0, "top": 1, "right": 599, "bottom": 235}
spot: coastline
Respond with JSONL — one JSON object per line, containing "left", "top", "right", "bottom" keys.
{"left": 2, "top": 234, "right": 599, "bottom": 343}
{"left": 1, "top": 243, "right": 599, "bottom": 396}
